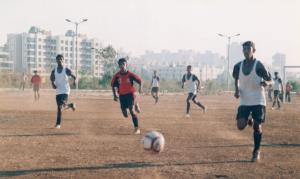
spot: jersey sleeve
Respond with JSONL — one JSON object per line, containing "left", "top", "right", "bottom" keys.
{"left": 129, "top": 71, "right": 142, "bottom": 84}
{"left": 256, "top": 61, "right": 272, "bottom": 81}
{"left": 232, "top": 62, "right": 241, "bottom": 80}
{"left": 111, "top": 72, "right": 119, "bottom": 87}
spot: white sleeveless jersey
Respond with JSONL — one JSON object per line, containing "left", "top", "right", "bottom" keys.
{"left": 54, "top": 67, "right": 70, "bottom": 95}
{"left": 239, "top": 60, "right": 266, "bottom": 106}
{"left": 273, "top": 78, "right": 281, "bottom": 91}
{"left": 152, "top": 76, "right": 159, "bottom": 87}
{"left": 185, "top": 74, "right": 197, "bottom": 94}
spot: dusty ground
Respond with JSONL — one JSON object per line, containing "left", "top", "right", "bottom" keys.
{"left": 0, "top": 89, "right": 299, "bottom": 179}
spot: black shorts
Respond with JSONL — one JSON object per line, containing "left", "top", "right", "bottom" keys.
{"left": 151, "top": 87, "right": 159, "bottom": 93}
{"left": 119, "top": 93, "right": 135, "bottom": 110}
{"left": 236, "top": 105, "right": 266, "bottom": 123}
{"left": 33, "top": 85, "right": 40, "bottom": 92}
{"left": 56, "top": 94, "right": 68, "bottom": 106}
{"left": 187, "top": 93, "right": 197, "bottom": 101}
{"left": 274, "top": 90, "right": 280, "bottom": 98}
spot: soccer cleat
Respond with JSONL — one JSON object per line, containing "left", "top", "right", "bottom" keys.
{"left": 251, "top": 150, "right": 261, "bottom": 162}
{"left": 135, "top": 104, "right": 141, "bottom": 113}
{"left": 203, "top": 106, "right": 207, "bottom": 113}
{"left": 134, "top": 128, "right": 141, "bottom": 135}
{"left": 55, "top": 125, "right": 61, "bottom": 129}
{"left": 69, "top": 103, "right": 76, "bottom": 111}
{"left": 271, "top": 107, "right": 275, "bottom": 110}
{"left": 185, "top": 114, "right": 190, "bottom": 118}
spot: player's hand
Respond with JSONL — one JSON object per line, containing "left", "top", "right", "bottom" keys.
{"left": 113, "top": 95, "right": 119, "bottom": 102}
{"left": 234, "top": 90, "right": 240, "bottom": 99}
{"left": 260, "top": 81, "right": 267, "bottom": 87}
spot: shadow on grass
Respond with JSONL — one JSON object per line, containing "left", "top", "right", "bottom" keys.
{"left": 0, "top": 160, "right": 251, "bottom": 177}
{"left": 187, "top": 143, "right": 300, "bottom": 149}
{"left": 0, "top": 132, "right": 79, "bottom": 137}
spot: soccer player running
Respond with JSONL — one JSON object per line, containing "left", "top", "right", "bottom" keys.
{"left": 50, "top": 54, "right": 76, "bottom": 129}
{"left": 232, "top": 41, "right": 272, "bottom": 162}
{"left": 31, "top": 70, "right": 42, "bottom": 101}
{"left": 111, "top": 58, "right": 143, "bottom": 134}
{"left": 20, "top": 72, "right": 28, "bottom": 91}
{"left": 272, "top": 72, "right": 283, "bottom": 110}
{"left": 182, "top": 65, "right": 206, "bottom": 118}
{"left": 150, "top": 70, "right": 160, "bottom": 104}
{"left": 285, "top": 82, "right": 292, "bottom": 103}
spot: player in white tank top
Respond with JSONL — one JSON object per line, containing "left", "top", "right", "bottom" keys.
{"left": 232, "top": 41, "right": 272, "bottom": 162}
{"left": 272, "top": 72, "right": 283, "bottom": 109}
{"left": 50, "top": 54, "right": 77, "bottom": 129}
{"left": 150, "top": 70, "right": 160, "bottom": 104}
{"left": 181, "top": 65, "right": 206, "bottom": 117}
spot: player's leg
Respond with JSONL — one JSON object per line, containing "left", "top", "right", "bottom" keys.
{"left": 37, "top": 86, "right": 40, "bottom": 101}
{"left": 192, "top": 95, "right": 206, "bottom": 112}
{"left": 186, "top": 93, "right": 193, "bottom": 117}
{"left": 55, "top": 95, "right": 64, "bottom": 128}
{"left": 272, "top": 91, "right": 278, "bottom": 109}
{"left": 236, "top": 106, "right": 251, "bottom": 130}
{"left": 133, "top": 93, "right": 141, "bottom": 113}
{"left": 128, "top": 93, "right": 140, "bottom": 134}
{"left": 119, "top": 95, "right": 129, "bottom": 118}
{"left": 251, "top": 105, "right": 265, "bottom": 162}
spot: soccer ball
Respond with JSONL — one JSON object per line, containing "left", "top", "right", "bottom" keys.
{"left": 143, "top": 131, "right": 165, "bottom": 153}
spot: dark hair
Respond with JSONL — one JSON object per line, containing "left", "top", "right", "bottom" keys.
{"left": 274, "top": 71, "right": 278, "bottom": 75}
{"left": 187, "top": 65, "right": 192, "bottom": 69}
{"left": 118, "top": 58, "right": 127, "bottom": 65}
{"left": 242, "top": 41, "right": 255, "bottom": 50}
{"left": 56, "top": 54, "right": 64, "bottom": 60}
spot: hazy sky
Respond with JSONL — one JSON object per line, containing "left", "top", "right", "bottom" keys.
{"left": 1, "top": 0, "right": 299, "bottom": 65}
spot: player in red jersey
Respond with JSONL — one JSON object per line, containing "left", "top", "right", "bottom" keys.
{"left": 111, "top": 58, "right": 143, "bottom": 134}
{"left": 31, "top": 70, "right": 42, "bottom": 101}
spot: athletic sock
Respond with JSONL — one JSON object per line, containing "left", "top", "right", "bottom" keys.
{"left": 253, "top": 132, "right": 262, "bottom": 152}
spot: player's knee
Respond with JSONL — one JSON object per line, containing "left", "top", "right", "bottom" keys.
{"left": 237, "top": 118, "right": 247, "bottom": 130}
{"left": 121, "top": 109, "right": 128, "bottom": 118}
{"left": 253, "top": 123, "right": 262, "bottom": 133}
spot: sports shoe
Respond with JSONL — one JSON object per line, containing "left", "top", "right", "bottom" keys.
{"left": 271, "top": 107, "right": 275, "bottom": 110}
{"left": 69, "top": 103, "right": 76, "bottom": 111}
{"left": 55, "top": 124, "right": 61, "bottom": 129}
{"left": 134, "top": 128, "right": 141, "bottom": 135}
{"left": 203, "top": 106, "right": 207, "bottom": 113}
{"left": 251, "top": 150, "right": 261, "bottom": 162}
{"left": 185, "top": 114, "right": 190, "bottom": 118}
{"left": 135, "top": 104, "right": 141, "bottom": 113}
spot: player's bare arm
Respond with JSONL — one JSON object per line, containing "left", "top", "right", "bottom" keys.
{"left": 50, "top": 70, "right": 56, "bottom": 89}
{"left": 66, "top": 68, "right": 76, "bottom": 87}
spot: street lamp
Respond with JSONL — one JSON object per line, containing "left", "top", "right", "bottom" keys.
{"left": 218, "top": 33, "right": 240, "bottom": 91}
{"left": 65, "top": 18, "right": 88, "bottom": 89}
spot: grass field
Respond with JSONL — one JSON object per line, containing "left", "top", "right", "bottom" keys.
{"left": 0, "top": 90, "right": 299, "bottom": 178}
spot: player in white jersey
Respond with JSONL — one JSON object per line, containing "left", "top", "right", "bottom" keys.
{"left": 50, "top": 54, "right": 76, "bottom": 129}
{"left": 150, "top": 70, "right": 160, "bottom": 104}
{"left": 272, "top": 72, "right": 283, "bottom": 109}
{"left": 232, "top": 41, "right": 272, "bottom": 162}
{"left": 182, "top": 65, "right": 206, "bottom": 118}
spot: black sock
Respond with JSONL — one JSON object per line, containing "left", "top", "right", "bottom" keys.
{"left": 132, "top": 115, "right": 138, "bottom": 128}
{"left": 253, "top": 132, "right": 262, "bottom": 152}
{"left": 186, "top": 102, "right": 190, "bottom": 114}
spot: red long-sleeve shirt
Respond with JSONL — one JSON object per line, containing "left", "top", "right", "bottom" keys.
{"left": 111, "top": 70, "right": 142, "bottom": 95}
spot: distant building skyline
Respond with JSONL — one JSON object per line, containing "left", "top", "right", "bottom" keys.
{"left": 0, "top": 0, "right": 299, "bottom": 66}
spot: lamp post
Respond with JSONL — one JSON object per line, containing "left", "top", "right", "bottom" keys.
{"left": 218, "top": 33, "right": 240, "bottom": 91}
{"left": 65, "top": 18, "right": 88, "bottom": 89}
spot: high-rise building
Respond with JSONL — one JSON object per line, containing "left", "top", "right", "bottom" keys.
{"left": 7, "top": 26, "right": 103, "bottom": 77}
{"left": 0, "top": 45, "right": 13, "bottom": 72}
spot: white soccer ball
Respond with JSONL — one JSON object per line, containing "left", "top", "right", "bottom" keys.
{"left": 143, "top": 131, "right": 165, "bottom": 153}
